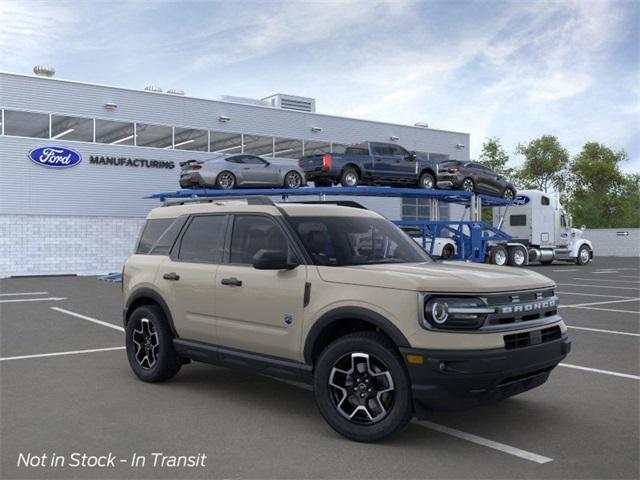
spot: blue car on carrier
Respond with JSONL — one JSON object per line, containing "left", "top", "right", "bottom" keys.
{"left": 298, "top": 141, "right": 439, "bottom": 189}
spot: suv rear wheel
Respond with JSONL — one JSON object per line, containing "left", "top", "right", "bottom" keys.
{"left": 313, "top": 332, "right": 413, "bottom": 442}
{"left": 125, "top": 305, "right": 181, "bottom": 382}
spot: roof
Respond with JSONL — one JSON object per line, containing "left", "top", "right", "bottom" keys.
{"left": 146, "top": 201, "right": 381, "bottom": 219}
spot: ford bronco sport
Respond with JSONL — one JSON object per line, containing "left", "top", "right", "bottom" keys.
{"left": 123, "top": 197, "right": 570, "bottom": 442}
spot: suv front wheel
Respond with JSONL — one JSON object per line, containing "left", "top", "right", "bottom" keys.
{"left": 125, "top": 305, "right": 181, "bottom": 382}
{"left": 313, "top": 332, "right": 413, "bottom": 442}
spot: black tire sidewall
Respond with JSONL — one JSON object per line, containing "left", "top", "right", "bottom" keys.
{"left": 508, "top": 246, "right": 526, "bottom": 266}
{"left": 125, "top": 305, "right": 180, "bottom": 383}
{"left": 313, "top": 333, "right": 413, "bottom": 442}
{"left": 340, "top": 168, "right": 359, "bottom": 187}
{"left": 284, "top": 171, "right": 302, "bottom": 189}
{"left": 442, "top": 244, "right": 454, "bottom": 259}
{"left": 419, "top": 173, "right": 435, "bottom": 189}
{"left": 491, "top": 245, "right": 508, "bottom": 266}
{"left": 216, "top": 171, "right": 235, "bottom": 189}
{"left": 462, "top": 178, "right": 475, "bottom": 192}
{"left": 576, "top": 246, "right": 590, "bottom": 265}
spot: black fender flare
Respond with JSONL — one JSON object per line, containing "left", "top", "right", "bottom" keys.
{"left": 303, "top": 306, "right": 410, "bottom": 364}
{"left": 123, "top": 287, "right": 178, "bottom": 337}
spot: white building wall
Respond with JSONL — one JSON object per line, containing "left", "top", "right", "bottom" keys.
{"left": 584, "top": 228, "right": 640, "bottom": 257}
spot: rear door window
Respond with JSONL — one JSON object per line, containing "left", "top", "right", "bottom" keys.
{"left": 177, "top": 215, "right": 228, "bottom": 263}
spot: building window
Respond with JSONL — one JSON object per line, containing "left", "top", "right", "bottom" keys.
{"left": 51, "top": 114, "right": 93, "bottom": 142}
{"left": 95, "top": 119, "right": 135, "bottom": 145}
{"left": 3, "top": 110, "right": 49, "bottom": 138}
{"left": 135, "top": 123, "right": 173, "bottom": 148}
{"left": 304, "top": 141, "right": 331, "bottom": 155}
{"left": 173, "top": 127, "right": 208, "bottom": 151}
{"left": 273, "top": 137, "right": 303, "bottom": 159}
{"left": 243, "top": 134, "right": 274, "bottom": 156}
{"left": 210, "top": 131, "right": 243, "bottom": 154}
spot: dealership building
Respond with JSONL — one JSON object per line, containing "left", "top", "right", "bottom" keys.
{"left": 0, "top": 69, "right": 470, "bottom": 277}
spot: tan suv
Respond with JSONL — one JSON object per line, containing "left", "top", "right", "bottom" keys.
{"left": 123, "top": 196, "right": 571, "bottom": 442}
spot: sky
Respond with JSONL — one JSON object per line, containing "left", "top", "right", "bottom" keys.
{"left": 1, "top": 0, "right": 638, "bottom": 172}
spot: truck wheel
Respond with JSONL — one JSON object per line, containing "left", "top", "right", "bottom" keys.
{"left": 507, "top": 246, "right": 527, "bottom": 267}
{"left": 576, "top": 245, "right": 591, "bottom": 265}
{"left": 418, "top": 172, "right": 435, "bottom": 189}
{"left": 441, "top": 243, "right": 455, "bottom": 259}
{"left": 490, "top": 245, "right": 508, "bottom": 266}
{"left": 125, "top": 305, "right": 181, "bottom": 383}
{"left": 462, "top": 178, "right": 475, "bottom": 192}
{"left": 340, "top": 168, "right": 359, "bottom": 187}
{"left": 313, "top": 332, "right": 413, "bottom": 442}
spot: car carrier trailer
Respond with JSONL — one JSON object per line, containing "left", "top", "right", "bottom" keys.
{"left": 149, "top": 186, "right": 593, "bottom": 267}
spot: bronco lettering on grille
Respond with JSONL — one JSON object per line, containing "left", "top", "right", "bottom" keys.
{"left": 500, "top": 298, "right": 556, "bottom": 314}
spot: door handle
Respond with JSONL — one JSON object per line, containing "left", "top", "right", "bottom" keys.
{"left": 221, "top": 277, "right": 242, "bottom": 287}
{"left": 163, "top": 272, "right": 180, "bottom": 281}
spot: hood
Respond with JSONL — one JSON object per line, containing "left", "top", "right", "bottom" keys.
{"left": 317, "top": 261, "right": 555, "bottom": 293}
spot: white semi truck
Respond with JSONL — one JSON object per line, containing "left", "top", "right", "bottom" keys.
{"left": 490, "top": 189, "right": 594, "bottom": 266}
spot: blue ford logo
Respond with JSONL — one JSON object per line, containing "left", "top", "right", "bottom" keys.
{"left": 513, "top": 195, "right": 530, "bottom": 206}
{"left": 28, "top": 146, "right": 82, "bottom": 168}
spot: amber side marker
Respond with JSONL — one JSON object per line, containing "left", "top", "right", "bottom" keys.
{"left": 406, "top": 354, "right": 424, "bottom": 365}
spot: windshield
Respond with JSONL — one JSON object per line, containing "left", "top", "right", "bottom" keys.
{"left": 287, "top": 216, "right": 433, "bottom": 266}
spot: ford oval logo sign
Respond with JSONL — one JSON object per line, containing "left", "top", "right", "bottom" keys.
{"left": 513, "top": 195, "right": 530, "bottom": 206}
{"left": 28, "top": 146, "right": 82, "bottom": 168}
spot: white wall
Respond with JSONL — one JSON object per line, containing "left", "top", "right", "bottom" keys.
{"left": 584, "top": 228, "right": 640, "bottom": 257}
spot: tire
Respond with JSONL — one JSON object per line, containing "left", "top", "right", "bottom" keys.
{"left": 313, "top": 332, "right": 413, "bottom": 442}
{"left": 507, "top": 246, "right": 527, "bottom": 267}
{"left": 125, "top": 305, "right": 181, "bottom": 383}
{"left": 576, "top": 245, "right": 591, "bottom": 265}
{"left": 340, "top": 168, "right": 359, "bottom": 187}
{"left": 503, "top": 188, "right": 516, "bottom": 201}
{"left": 461, "top": 177, "right": 475, "bottom": 192}
{"left": 441, "top": 243, "right": 455, "bottom": 259}
{"left": 284, "top": 170, "right": 303, "bottom": 189}
{"left": 418, "top": 172, "right": 435, "bottom": 190}
{"left": 490, "top": 245, "right": 508, "bottom": 266}
{"left": 216, "top": 171, "right": 236, "bottom": 189}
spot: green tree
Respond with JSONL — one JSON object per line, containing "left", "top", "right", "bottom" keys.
{"left": 515, "top": 135, "right": 569, "bottom": 193}
{"left": 479, "top": 137, "right": 513, "bottom": 177}
{"left": 565, "top": 142, "right": 638, "bottom": 228}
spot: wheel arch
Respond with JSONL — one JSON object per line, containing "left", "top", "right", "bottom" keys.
{"left": 342, "top": 163, "right": 362, "bottom": 176}
{"left": 419, "top": 167, "right": 436, "bottom": 178}
{"left": 124, "top": 287, "right": 178, "bottom": 337}
{"left": 303, "top": 307, "right": 410, "bottom": 365}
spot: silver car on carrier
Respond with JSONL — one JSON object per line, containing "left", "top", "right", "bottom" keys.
{"left": 179, "top": 154, "right": 306, "bottom": 190}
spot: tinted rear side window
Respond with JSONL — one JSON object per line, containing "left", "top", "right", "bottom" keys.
{"left": 149, "top": 217, "right": 187, "bottom": 255}
{"left": 510, "top": 215, "right": 527, "bottom": 226}
{"left": 178, "top": 215, "right": 227, "bottom": 263}
{"left": 136, "top": 219, "right": 174, "bottom": 254}
{"left": 345, "top": 147, "right": 369, "bottom": 156}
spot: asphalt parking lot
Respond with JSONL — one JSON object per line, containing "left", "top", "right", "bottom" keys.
{"left": 1, "top": 256, "right": 638, "bottom": 479}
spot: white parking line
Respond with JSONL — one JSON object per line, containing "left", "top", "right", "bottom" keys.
{"left": 0, "top": 291, "right": 49, "bottom": 296}
{"left": 593, "top": 271, "right": 619, "bottom": 274}
{"left": 0, "top": 297, "right": 67, "bottom": 304}
{"left": 566, "top": 306, "right": 640, "bottom": 315}
{"left": 572, "top": 278, "right": 640, "bottom": 284}
{"left": 558, "top": 283, "right": 640, "bottom": 291}
{"left": 559, "top": 363, "right": 640, "bottom": 380}
{"left": 567, "top": 325, "right": 640, "bottom": 337}
{"left": 559, "top": 298, "right": 640, "bottom": 308}
{"left": 0, "top": 346, "right": 125, "bottom": 362}
{"left": 557, "top": 291, "right": 636, "bottom": 299}
{"left": 620, "top": 275, "right": 640, "bottom": 279}
{"left": 552, "top": 269, "right": 579, "bottom": 272}
{"left": 268, "top": 378, "right": 553, "bottom": 463}
{"left": 51, "top": 307, "right": 124, "bottom": 332}
{"left": 414, "top": 420, "right": 553, "bottom": 464}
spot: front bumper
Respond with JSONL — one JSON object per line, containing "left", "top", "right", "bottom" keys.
{"left": 400, "top": 334, "right": 571, "bottom": 415}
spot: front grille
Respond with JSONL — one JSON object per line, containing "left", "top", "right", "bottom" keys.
{"left": 485, "top": 288, "right": 558, "bottom": 327}
{"left": 504, "top": 326, "right": 562, "bottom": 350}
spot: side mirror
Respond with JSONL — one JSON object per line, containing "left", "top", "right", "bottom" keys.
{"left": 253, "top": 249, "right": 298, "bottom": 270}
{"left": 581, "top": 225, "right": 586, "bottom": 231}
{"left": 407, "top": 151, "right": 417, "bottom": 161}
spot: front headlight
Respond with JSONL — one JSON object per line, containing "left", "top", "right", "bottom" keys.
{"left": 423, "top": 297, "right": 494, "bottom": 330}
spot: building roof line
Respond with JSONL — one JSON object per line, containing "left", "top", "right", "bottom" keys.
{"left": 0, "top": 71, "right": 470, "bottom": 137}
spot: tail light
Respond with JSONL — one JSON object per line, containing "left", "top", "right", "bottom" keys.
{"left": 192, "top": 165, "right": 202, "bottom": 170}
{"left": 297, "top": 159, "right": 301, "bottom": 167}
{"left": 322, "top": 154, "right": 332, "bottom": 171}
{"left": 448, "top": 167, "right": 460, "bottom": 173}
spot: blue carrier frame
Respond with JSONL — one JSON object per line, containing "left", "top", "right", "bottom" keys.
{"left": 149, "top": 186, "right": 512, "bottom": 263}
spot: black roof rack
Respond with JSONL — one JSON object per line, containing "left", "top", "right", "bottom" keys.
{"left": 283, "top": 200, "right": 368, "bottom": 210}
{"left": 162, "top": 195, "right": 275, "bottom": 207}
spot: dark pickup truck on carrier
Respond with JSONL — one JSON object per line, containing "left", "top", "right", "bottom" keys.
{"left": 298, "top": 141, "right": 439, "bottom": 189}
